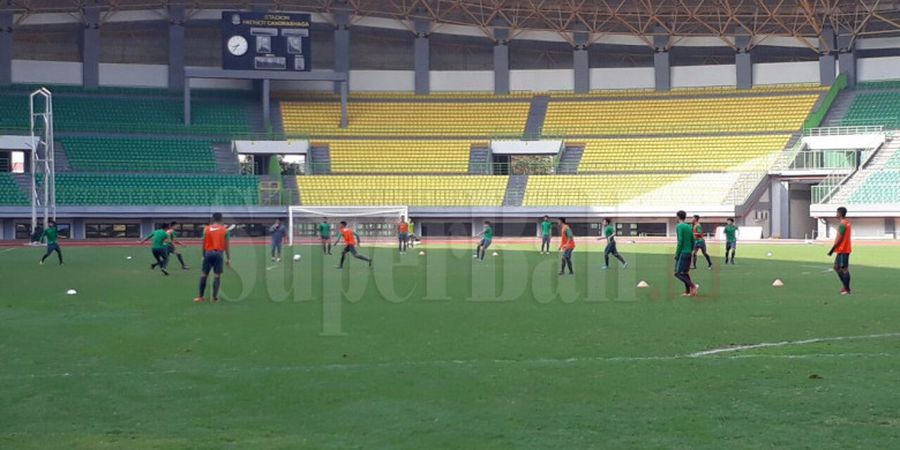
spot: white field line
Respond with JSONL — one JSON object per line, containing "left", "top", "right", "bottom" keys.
{"left": 3, "top": 333, "right": 900, "bottom": 381}
{"left": 686, "top": 332, "right": 900, "bottom": 357}
{"left": 0, "top": 247, "right": 19, "bottom": 255}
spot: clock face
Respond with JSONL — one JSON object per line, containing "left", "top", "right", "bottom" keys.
{"left": 227, "top": 35, "right": 249, "bottom": 56}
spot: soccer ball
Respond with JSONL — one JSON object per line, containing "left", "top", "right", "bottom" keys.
{"left": 293, "top": 254, "right": 302, "bottom": 262}
{"left": 126, "top": 256, "right": 132, "bottom": 260}
{"left": 418, "top": 251, "right": 425, "bottom": 256}
{"left": 473, "top": 254, "right": 478, "bottom": 258}
{"left": 492, "top": 252, "right": 499, "bottom": 256}
{"left": 66, "top": 289, "right": 77, "bottom": 295}
{"left": 767, "top": 252, "right": 773, "bottom": 257}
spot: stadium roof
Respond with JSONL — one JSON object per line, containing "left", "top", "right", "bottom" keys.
{"left": 7, "top": 0, "right": 900, "bottom": 46}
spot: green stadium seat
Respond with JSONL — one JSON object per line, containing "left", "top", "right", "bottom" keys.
{"left": 0, "top": 173, "right": 28, "bottom": 206}
{"left": 60, "top": 137, "right": 218, "bottom": 172}
{"left": 55, "top": 173, "right": 260, "bottom": 206}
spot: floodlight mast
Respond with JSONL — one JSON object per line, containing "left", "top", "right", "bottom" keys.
{"left": 29, "top": 88, "right": 56, "bottom": 230}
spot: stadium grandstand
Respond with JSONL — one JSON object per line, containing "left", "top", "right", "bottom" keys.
{"left": 3, "top": 0, "right": 900, "bottom": 447}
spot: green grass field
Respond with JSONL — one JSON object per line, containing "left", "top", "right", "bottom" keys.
{"left": 3, "top": 241, "right": 900, "bottom": 449}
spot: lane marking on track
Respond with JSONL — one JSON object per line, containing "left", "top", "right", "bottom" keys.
{"left": 0, "top": 247, "right": 19, "bottom": 255}
{"left": 3, "top": 333, "right": 900, "bottom": 380}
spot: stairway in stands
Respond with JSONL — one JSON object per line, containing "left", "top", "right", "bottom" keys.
{"left": 468, "top": 145, "right": 492, "bottom": 174}
{"left": 283, "top": 175, "right": 300, "bottom": 205}
{"left": 523, "top": 95, "right": 550, "bottom": 139}
{"left": 502, "top": 175, "right": 528, "bottom": 206}
{"left": 53, "top": 142, "right": 72, "bottom": 172}
{"left": 828, "top": 135, "right": 900, "bottom": 204}
{"left": 212, "top": 142, "right": 241, "bottom": 173}
{"left": 557, "top": 145, "right": 583, "bottom": 174}
{"left": 308, "top": 145, "right": 332, "bottom": 174}
{"left": 11, "top": 173, "right": 31, "bottom": 199}
{"left": 822, "top": 90, "right": 857, "bottom": 127}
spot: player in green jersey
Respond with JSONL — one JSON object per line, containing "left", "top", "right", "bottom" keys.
{"left": 475, "top": 220, "right": 494, "bottom": 261}
{"left": 599, "top": 218, "right": 627, "bottom": 269}
{"left": 318, "top": 219, "right": 332, "bottom": 255}
{"left": 691, "top": 214, "right": 713, "bottom": 270}
{"left": 166, "top": 221, "right": 189, "bottom": 270}
{"left": 674, "top": 211, "right": 698, "bottom": 297}
{"left": 723, "top": 218, "right": 738, "bottom": 264}
{"left": 539, "top": 215, "right": 553, "bottom": 254}
{"left": 38, "top": 220, "right": 63, "bottom": 265}
{"left": 140, "top": 225, "right": 172, "bottom": 276}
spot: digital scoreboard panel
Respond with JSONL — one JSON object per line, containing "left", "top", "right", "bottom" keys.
{"left": 222, "top": 11, "right": 311, "bottom": 72}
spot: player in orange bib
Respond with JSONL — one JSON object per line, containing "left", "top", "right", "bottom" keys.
{"left": 827, "top": 206, "right": 853, "bottom": 295}
{"left": 398, "top": 216, "right": 410, "bottom": 254}
{"left": 194, "top": 213, "right": 231, "bottom": 303}
{"left": 335, "top": 221, "right": 372, "bottom": 269}
{"left": 557, "top": 217, "right": 575, "bottom": 275}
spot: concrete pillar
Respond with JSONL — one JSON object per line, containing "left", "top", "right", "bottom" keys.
{"left": 735, "top": 33, "right": 752, "bottom": 89}
{"left": 652, "top": 28, "right": 670, "bottom": 91}
{"left": 0, "top": 219, "right": 7, "bottom": 240}
{"left": 837, "top": 33, "right": 856, "bottom": 86}
{"left": 819, "top": 25, "right": 836, "bottom": 86}
{"left": 413, "top": 18, "right": 430, "bottom": 95}
{"left": 493, "top": 20, "right": 510, "bottom": 95}
{"left": 168, "top": 5, "right": 186, "bottom": 91}
{"left": 573, "top": 27, "right": 589, "bottom": 94}
{"left": 81, "top": 5, "right": 101, "bottom": 89}
{"left": 333, "top": 10, "right": 350, "bottom": 93}
{"left": 72, "top": 218, "right": 86, "bottom": 240}
{"left": 770, "top": 180, "right": 790, "bottom": 238}
{"left": 140, "top": 218, "right": 154, "bottom": 238}
{"left": 261, "top": 79, "right": 270, "bottom": 130}
{"left": 0, "top": 11, "right": 12, "bottom": 86}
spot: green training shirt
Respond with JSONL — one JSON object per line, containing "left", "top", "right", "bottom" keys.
{"left": 483, "top": 226, "right": 494, "bottom": 240}
{"left": 693, "top": 224, "right": 705, "bottom": 243}
{"left": 541, "top": 220, "right": 552, "bottom": 237}
{"left": 724, "top": 225, "right": 737, "bottom": 242}
{"left": 41, "top": 227, "right": 58, "bottom": 244}
{"left": 147, "top": 229, "right": 169, "bottom": 250}
{"left": 604, "top": 224, "right": 616, "bottom": 244}
{"left": 675, "top": 222, "right": 695, "bottom": 255}
{"left": 318, "top": 222, "right": 331, "bottom": 238}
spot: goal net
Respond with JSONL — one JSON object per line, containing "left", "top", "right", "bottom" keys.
{"left": 287, "top": 205, "right": 409, "bottom": 246}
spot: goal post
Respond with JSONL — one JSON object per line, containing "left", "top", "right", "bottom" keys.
{"left": 288, "top": 205, "right": 409, "bottom": 246}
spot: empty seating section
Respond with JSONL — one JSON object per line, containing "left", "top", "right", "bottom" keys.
{"left": 281, "top": 102, "right": 529, "bottom": 137}
{"left": 56, "top": 174, "right": 259, "bottom": 206}
{"left": 850, "top": 171, "right": 900, "bottom": 204}
{"left": 856, "top": 80, "right": 900, "bottom": 90}
{"left": 0, "top": 93, "right": 250, "bottom": 134}
{"left": 61, "top": 137, "right": 217, "bottom": 172}
{"left": 0, "top": 94, "right": 29, "bottom": 130}
{"left": 0, "top": 173, "right": 28, "bottom": 205}
{"left": 523, "top": 175, "right": 685, "bottom": 206}
{"left": 297, "top": 176, "right": 508, "bottom": 206}
{"left": 841, "top": 92, "right": 900, "bottom": 128}
{"left": 543, "top": 95, "right": 819, "bottom": 135}
{"left": 578, "top": 135, "right": 790, "bottom": 172}
{"left": 328, "top": 140, "right": 472, "bottom": 173}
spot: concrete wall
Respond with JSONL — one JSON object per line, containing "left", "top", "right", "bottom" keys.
{"left": 430, "top": 70, "right": 493, "bottom": 91}
{"left": 753, "top": 61, "right": 820, "bottom": 85}
{"left": 349, "top": 70, "right": 415, "bottom": 91}
{"left": 510, "top": 69, "right": 573, "bottom": 91}
{"left": 857, "top": 56, "right": 900, "bottom": 82}
{"left": 671, "top": 64, "right": 736, "bottom": 88}
{"left": 15, "top": 57, "right": 900, "bottom": 93}
{"left": 589, "top": 67, "right": 654, "bottom": 90}
{"left": 12, "top": 59, "right": 82, "bottom": 85}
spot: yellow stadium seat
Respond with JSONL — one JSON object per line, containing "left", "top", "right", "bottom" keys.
{"left": 297, "top": 175, "right": 508, "bottom": 206}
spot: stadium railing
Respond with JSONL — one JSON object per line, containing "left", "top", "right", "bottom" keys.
{"left": 803, "top": 125, "right": 885, "bottom": 136}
